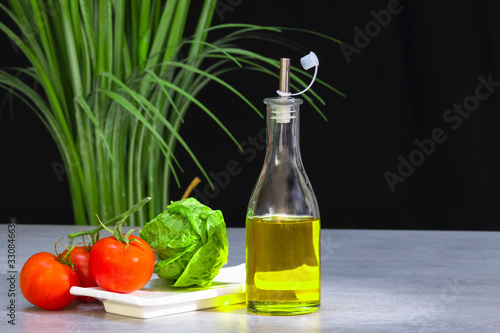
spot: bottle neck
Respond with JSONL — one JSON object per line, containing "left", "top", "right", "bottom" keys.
{"left": 264, "top": 97, "right": 303, "bottom": 166}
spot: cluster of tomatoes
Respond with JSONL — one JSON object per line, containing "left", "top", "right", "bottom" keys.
{"left": 20, "top": 233, "right": 155, "bottom": 311}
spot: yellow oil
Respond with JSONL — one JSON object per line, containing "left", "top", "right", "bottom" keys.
{"left": 246, "top": 215, "right": 320, "bottom": 315}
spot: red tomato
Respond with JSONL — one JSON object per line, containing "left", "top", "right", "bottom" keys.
{"left": 20, "top": 252, "right": 81, "bottom": 310}
{"left": 90, "top": 234, "right": 155, "bottom": 293}
{"left": 63, "top": 246, "right": 98, "bottom": 302}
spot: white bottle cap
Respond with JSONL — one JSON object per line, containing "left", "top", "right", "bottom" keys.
{"left": 300, "top": 51, "right": 319, "bottom": 70}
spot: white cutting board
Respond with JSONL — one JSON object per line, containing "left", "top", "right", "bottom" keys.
{"left": 70, "top": 264, "right": 246, "bottom": 318}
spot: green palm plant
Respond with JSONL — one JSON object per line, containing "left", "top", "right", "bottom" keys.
{"left": 0, "top": 0, "right": 344, "bottom": 226}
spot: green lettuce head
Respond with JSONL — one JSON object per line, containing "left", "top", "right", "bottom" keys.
{"left": 140, "top": 198, "right": 228, "bottom": 287}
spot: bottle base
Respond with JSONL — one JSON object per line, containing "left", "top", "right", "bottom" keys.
{"left": 247, "top": 301, "right": 320, "bottom": 316}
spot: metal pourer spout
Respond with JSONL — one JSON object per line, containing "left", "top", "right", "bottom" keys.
{"left": 273, "top": 58, "right": 293, "bottom": 124}
{"left": 279, "top": 58, "right": 290, "bottom": 95}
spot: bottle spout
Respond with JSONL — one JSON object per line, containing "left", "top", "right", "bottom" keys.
{"left": 279, "top": 58, "right": 290, "bottom": 95}
{"left": 274, "top": 58, "right": 293, "bottom": 124}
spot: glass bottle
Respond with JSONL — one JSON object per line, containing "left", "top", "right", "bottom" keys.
{"left": 246, "top": 58, "right": 321, "bottom": 316}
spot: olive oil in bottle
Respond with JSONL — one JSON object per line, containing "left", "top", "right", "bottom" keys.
{"left": 246, "top": 216, "right": 321, "bottom": 315}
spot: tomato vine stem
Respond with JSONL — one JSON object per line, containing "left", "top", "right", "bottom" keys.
{"left": 67, "top": 197, "right": 151, "bottom": 248}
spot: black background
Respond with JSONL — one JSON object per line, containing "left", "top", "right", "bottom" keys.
{"left": 1, "top": 0, "right": 500, "bottom": 230}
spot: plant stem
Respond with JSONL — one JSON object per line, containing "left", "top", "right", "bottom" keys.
{"left": 67, "top": 197, "right": 151, "bottom": 248}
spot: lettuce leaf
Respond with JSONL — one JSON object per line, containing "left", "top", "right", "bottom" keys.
{"left": 140, "top": 198, "right": 228, "bottom": 287}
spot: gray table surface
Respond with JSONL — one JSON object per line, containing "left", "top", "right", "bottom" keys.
{"left": 1, "top": 224, "right": 499, "bottom": 332}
